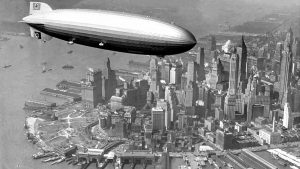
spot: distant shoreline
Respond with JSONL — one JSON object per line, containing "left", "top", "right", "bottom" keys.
{"left": 0, "top": 31, "right": 27, "bottom": 37}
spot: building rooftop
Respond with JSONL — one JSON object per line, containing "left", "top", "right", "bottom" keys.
{"left": 57, "top": 80, "right": 81, "bottom": 88}
{"left": 152, "top": 107, "right": 164, "bottom": 112}
{"left": 41, "top": 88, "right": 81, "bottom": 99}
{"left": 119, "top": 151, "right": 155, "bottom": 158}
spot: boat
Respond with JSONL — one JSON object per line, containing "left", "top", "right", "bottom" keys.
{"left": 62, "top": 64, "right": 74, "bottom": 70}
{"left": 272, "top": 153, "right": 279, "bottom": 160}
{"left": 42, "top": 155, "right": 60, "bottom": 163}
{"left": 3, "top": 64, "right": 12, "bottom": 69}
{"left": 51, "top": 157, "right": 66, "bottom": 165}
{"left": 42, "top": 65, "right": 46, "bottom": 73}
{"left": 278, "top": 160, "right": 287, "bottom": 167}
{"left": 67, "top": 159, "right": 74, "bottom": 165}
{"left": 65, "top": 157, "right": 73, "bottom": 162}
{"left": 72, "top": 161, "right": 79, "bottom": 165}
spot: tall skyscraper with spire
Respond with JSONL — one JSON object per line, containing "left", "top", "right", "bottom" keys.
{"left": 228, "top": 53, "right": 239, "bottom": 95}
{"left": 224, "top": 52, "right": 239, "bottom": 120}
{"left": 279, "top": 29, "right": 293, "bottom": 107}
{"left": 102, "top": 57, "right": 117, "bottom": 101}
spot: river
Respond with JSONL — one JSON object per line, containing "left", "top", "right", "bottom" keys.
{"left": 0, "top": 35, "right": 148, "bottom": 169}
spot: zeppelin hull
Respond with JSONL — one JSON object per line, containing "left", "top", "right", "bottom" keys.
{"left": 29, "top": 23, "right": 194, "bottom": 55}
{"left": 23, "top": 8, "right": 197, "bottom": 56}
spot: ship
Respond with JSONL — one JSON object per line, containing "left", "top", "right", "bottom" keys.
{"left": 3, "top": 64, "right": 12, "bottom": 69}
{"left": 62, "top": 64, "right": 74, "bottom": 70}
{"left": 51, "top": 156, "right": 66, "bottom": 165}
{"left": 42, "top": 155, "right": 60, "bottom": 163}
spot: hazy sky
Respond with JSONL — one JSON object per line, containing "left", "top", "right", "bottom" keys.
{"left": 0, "top": 0, "right": 299, "bottom": 37}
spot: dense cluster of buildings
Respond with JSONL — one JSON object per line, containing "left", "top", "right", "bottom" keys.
{"left": 25, "top": 25, "right": 300, "bottom": 168}
{"left": 34, "top": 27, "right": 300, "bottom": 153}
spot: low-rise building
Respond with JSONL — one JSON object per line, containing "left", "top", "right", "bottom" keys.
{"left": 259, "top": 128, "right": 281, "bottom": 145}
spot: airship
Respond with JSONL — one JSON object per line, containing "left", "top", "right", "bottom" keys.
{"left": 22, "top": 2, "right": 197, "bottom": 57}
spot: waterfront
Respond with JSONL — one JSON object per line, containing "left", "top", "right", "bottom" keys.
{"left": 0, "top": 35, "right": 148, "bottom": 169}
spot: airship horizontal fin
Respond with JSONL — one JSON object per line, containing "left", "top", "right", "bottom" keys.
{"left": 29, "top": 2, "right": 53, "bottom": 15}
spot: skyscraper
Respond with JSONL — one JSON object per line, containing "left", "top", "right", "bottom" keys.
{"left": 228, "top": 53, "right": 239, "bottom": 95}
{"left": 208, "top": 58, "right": 225, "bottom": 89}
{"left": 224, "top": 52, "right": 239, "bottom": 120}
{"left": 186, "top": 61, "right": 196, "bottom": 87}
{"left": 238, "top": 36, "right": 248, "bottom": 90}
{"left": 208, "top": 59, "right": 219, "bottom": 89}
{"left": 283, "top": 103, "right": 292, "bottom": 129}
{"left": 157, "top": 99, "right": 170, "bottom": 129}
{"left": 151, "top": 107, "right": 165, "bottom": 131}
{"left": 150, "top": 57, "right": 160, "bottom": 93}
{"left": 81, "top": 69, "right": 103, "bottom": 108}
{"left": 196, "top": 47, "right": 206, "bottom": 82}
{"left": 245, "top": 76, "right": 271, "bottom": 122}
{"left": 273, "top": 42, "right": 284, "bottom": 75}
{"left": 170, "top": 63, "right": 182, "bottom": 88}
{"left": 160, "top": 60, "right": 171, "bottom": 84}
{"left": 293, "top": 38, "right": 300, "bottom": 64}
{"left": 210, "top": 35, "right": 217, "bottom": 51}
{"left": 102, "top": 57, "right": 117, "bottom": 101}
{"left": 279, "top": 29, "right": 293, "bottom": 106}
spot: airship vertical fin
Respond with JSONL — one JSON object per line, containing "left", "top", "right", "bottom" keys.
{"left": 29, "top": 2, "right": 53, "bottom": 15}
{"left": 30, "top": 27, "right": 52, "bottom": 42}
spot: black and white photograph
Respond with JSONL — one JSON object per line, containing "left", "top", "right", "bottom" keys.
{"left": 0, "top": 0, "right": 300, "bottom": 169}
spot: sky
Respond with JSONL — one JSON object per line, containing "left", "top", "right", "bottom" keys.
{"left": 0, "top": 0, "right": 299, "bottom": 37}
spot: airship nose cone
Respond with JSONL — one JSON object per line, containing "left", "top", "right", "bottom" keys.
{"left": 178, "top": 28, "right": 197, "bottom": 52}
{"left": 183, "top": 29, "right": 197, "bottom": 45}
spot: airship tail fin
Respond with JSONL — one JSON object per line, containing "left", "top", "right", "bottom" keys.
{"left": 29, "top": 2, "right": 53, "bottom": 15}
{"left": 30, "top": 27, "right": 52, "bottom": 42}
